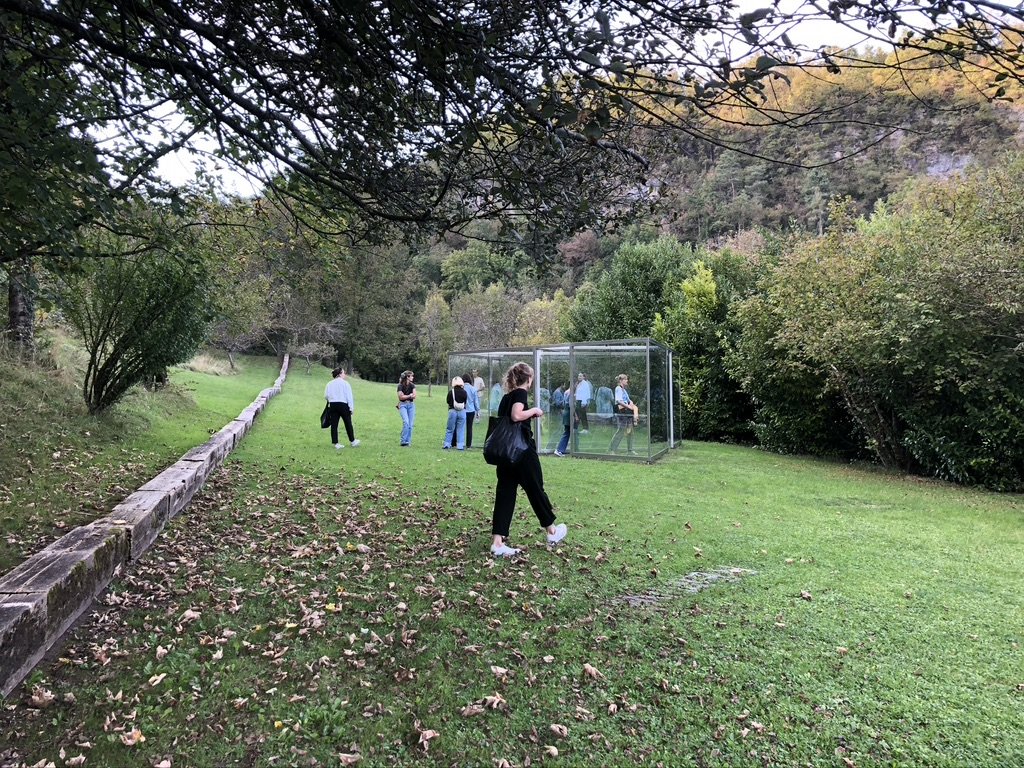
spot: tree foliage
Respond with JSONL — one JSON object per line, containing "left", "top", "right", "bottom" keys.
{"left": 60, "top": 219, "right": 211, "bottom": 414}
{"left": 564, "top": 236, "right": 691, "bottom": 341}
{"left": 731, "top": 164, "right": 1024, "bottom": 489}
{"left": 3, "top": 0, "right": 1022, "bottom": 248}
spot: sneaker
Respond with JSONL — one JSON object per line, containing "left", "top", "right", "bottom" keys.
{"left": 400, "top": 443, "right": 409, "bottom": 447}
{"left": 491, "top": 543, "right": 521, "bottom": 558}
{"left": 546, "top": 523, "right": 568, "bottom": 545}
{"left": 335, "top": 443, "right": 344, "bottom": 450}
{"left": 553, "top": 450, "right": 565, "bottom": 457}
{"left": 579, "top": 429, "right": 589, "bottom": 435}
{"left": 351, "top": 439, "right": 361, "bottom": 447}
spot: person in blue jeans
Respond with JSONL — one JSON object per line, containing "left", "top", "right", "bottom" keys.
{"left": 555, "top": 388, "right": 579, "bottom": 456}
{"left": 609, "top": 373, "right": 640, "bottom": 454}
{"left": 462, "top": 371, "right": 481, "bottom": 448}
{"left": 443, "top": 376, "right": 468, "bottom": 450}
{"left": 397, "top": 370, "right": 416, "bottom": 446}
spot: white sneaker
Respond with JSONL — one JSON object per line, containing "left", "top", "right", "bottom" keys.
{"left": 546, "top": 523, "right": 568, "bottom": 544}
{"left": 579, "top": 429, "right": 589, "bottom": 435}
{"left": 335, "top": 443, "right": 344, "bottom": 450}
{"left": 351, "top": 439, "right": 361, "bottom": 447}
{"left": 553, "top": 450, "right": 565, "bottom": 457}
{"left": 491, "top": 543, "right": 521, "bottom": 558}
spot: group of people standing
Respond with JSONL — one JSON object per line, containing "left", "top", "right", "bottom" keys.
{"left": 326, "top": 366, "right": 641, "bottom": 457}
{"left": 548, "top": 372, "right": 640, "bottom": 456}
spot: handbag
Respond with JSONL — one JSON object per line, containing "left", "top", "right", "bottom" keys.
{"left": 482, "top": 414, "right": 529, "bottom": 466}
{"left": 320, "top": 404, "right": 330, "bottom": 429}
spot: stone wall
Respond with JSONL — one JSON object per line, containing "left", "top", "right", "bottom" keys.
{"left": 0, "top": 356, "right": 289, "bottom": 697}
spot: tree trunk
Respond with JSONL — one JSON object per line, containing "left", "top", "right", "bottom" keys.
{"left": 6, "top": 255, "right": 36, "bottom": 358}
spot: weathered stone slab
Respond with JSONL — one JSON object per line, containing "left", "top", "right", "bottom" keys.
{"left": 178, "top": 432, "right": 234, "bottom": 484}
{"left": 0, "top": 522, "right": 129, "bottom": 659}
{"left": 138, "top": 462, "right": 205, "bottom": 519}
{"left": 0, "top": 593, "right": 48, "bottom": 697}
{"left": 105, "top": 490, "right": 171, "bottom": 560}
{"left": 233, "top": 413, "right": 255, "bottom": 435}
{"left": 217, "top": 420, "right": 248, "bottom": 450}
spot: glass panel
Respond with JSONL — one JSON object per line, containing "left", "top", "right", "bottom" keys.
{"left": 536, "top": 347, "right": 571, "bottom": 454}
{"left": 449, "top": 339, "right": 672, "bottom": 462}
{"left": 569, "top": 341, "right": 648, "bottom": 461}
{"left": 649, "top": 342, "right": 670, "bottom": 459}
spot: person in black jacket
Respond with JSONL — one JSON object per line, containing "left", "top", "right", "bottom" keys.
{"left": 489, "top": 362, "right": 569, "bottom": 557}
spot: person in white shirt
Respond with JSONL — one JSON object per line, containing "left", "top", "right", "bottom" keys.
{"left": 574, "top": 373, "right": 592, "bottom": 433}
{"left": 325, "top": 367, "right": 360, "bottom": 449}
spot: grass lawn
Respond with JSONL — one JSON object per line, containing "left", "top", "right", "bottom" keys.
{"left": 0, "top": 352, "right": 283, "bottom": 573}
{"left": 2, "top": 363, "right": 1022, "bottom": 767}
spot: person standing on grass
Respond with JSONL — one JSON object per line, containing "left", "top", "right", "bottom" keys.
{"left": 443, "top": 376, "right": 468, "bottom": 450}
{"left": 555, "top": 383, "right": 578, "bottom": 456}
{"left": 463, "top": 371, "right": 481, "bottom": 448}
{"left": 325, "top": 367, "right": 360, "bottom": 449}
{"left": 574, "top": 372, "right": 592, "bottom": 434}
{"left": 472, "top": 368, "right": 486, "bottom": 408}
{"left": 609, "top": 373, "right": 639, "bottom": 455}
{"left": 397, "top": 370, "right": 416, "bottom": 446}
{"left": 489, "top": 362, "right": 568, "bottom": 557}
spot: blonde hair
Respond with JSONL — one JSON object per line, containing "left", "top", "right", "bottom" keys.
{"left": 616, "top": 373, "right": 630, "bottom": 384}
{"left": 504, "top": 362, "right": 533, "bottom": 391}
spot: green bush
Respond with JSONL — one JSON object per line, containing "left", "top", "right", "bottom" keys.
{"left": 61, "top": 251, "right": 211, "bottom": 413}
{"left": 732, "top": 159, "right": 1024, "bottom": 489}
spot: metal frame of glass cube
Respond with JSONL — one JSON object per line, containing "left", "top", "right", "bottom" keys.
{"left": 448, "top": 338, "right": 679, "bottom": 462}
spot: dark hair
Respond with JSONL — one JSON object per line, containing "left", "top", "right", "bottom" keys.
{"left": 399, "top": 370, "right": 414, "bottom": 385}
{"left": 332, "top": 367, "right": 343, "bottom": 378}
{"left": 503, "top": 362, "right": 533, "bottom": 392}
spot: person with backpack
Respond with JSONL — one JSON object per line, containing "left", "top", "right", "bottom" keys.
{"left": 443, "top": 376, "right": 469, "bottom": 450}
{"left": 462, "top": 371, "right": 481, "bottom": 448}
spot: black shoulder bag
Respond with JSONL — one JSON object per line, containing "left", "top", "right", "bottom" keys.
{"left": 483, "top": 414, "right": 529, "bottom": 466}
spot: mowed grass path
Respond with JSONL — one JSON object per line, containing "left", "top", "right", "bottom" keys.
{"left": 2, "top": 363, "right": 1022, "bottom": 767}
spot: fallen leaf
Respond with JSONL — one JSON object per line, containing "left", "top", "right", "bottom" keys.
{"left": 337, "top": 755, "right": 361, "bottom": 766}
{"left": 544, "top": 745, "right": 559, "bottom": 757}
{"left": 583, "top": 663, "right": 604, "bottom": 680}
{"left": 800, "top": 590, "right": 812, "bottom": 601}
{"left": 550, "top": 723, "right": 569, "bottom": 738}
{"left": 417, "top": 728, "right": 439, "bottom": 752}
{"left": 120, "top": 728, "right": 145, "bottom": 746}
{"left": 29, "top": 686, "right": 55, "bottom": 709}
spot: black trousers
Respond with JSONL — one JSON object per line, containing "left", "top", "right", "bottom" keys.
{"left": 492, "top": 450, "right": 556, "bottom": 537}
{"left": 575, "top": 401, "right": 589, "bottom": 430}
{"left": 465, "top": 411, "right": 475, "bottom": 448}
{"left": 328, "top": 402, "right": 355, "bottom": 444}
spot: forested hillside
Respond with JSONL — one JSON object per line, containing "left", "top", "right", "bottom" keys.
{"left": 649, "top": 52, "right": 1024, "bottom": 242}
